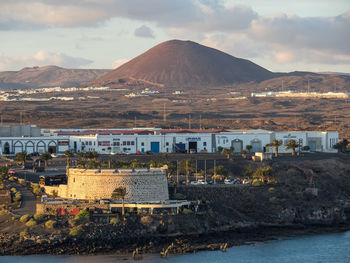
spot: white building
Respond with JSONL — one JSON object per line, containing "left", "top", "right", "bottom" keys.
{"left": 0, "top": 126, "right": 339, "bottom": 156}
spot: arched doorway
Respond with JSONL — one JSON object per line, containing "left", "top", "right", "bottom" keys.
{"left": 14, "top": 141, "right": 23, "bottom": 154}
{"left": 48, "top": 141, "right": 57, "bottom": 154}
{"left": 231, "top": 139, "right": 243, "bottom": 153}
{"left": 25, "top": 141, "right": 35, "bottom": 154}
{"left": 37, "top": 141, "right": 46, "bottom": 153}
{"left": 3, "top": 142, "right": 10, "bottom": 155}
{"left": 250, "top": 139, "right": 262, "bottom": 152}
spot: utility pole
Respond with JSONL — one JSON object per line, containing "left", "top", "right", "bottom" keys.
{"left": 282, "top": 80, "right": 284, "bottom": 91}
{"left": 176, "top": 160, "right": 179, "bottom": 184}
{"left": 204, "top": 159, "right": 207, "bottom": 182}
{"left": 134, "top": 116, "right": 137, "bottom": 128}
{"left": 307, "top": 79, "right": 310, "bottom": 93}
{"left": 20, "top": 112, "right": 23, "bottom": 125}
{"left": 188, "top": 114, "right": 191, "bottom": 129}
{"left": 214, "top": 159, "right": 216, "bottom": 175}
{"left": 163, "top": 103, "right": 166, "bottom": 123}
{"left": 199, "top": 115, "right": 202, "bottom": 130}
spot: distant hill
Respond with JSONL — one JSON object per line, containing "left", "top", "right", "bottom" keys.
{"left": 0, "top": 66, "right": 110, "bottom": 90}
{"left": 91, "top": 40, "right": 275, "bottom": 88}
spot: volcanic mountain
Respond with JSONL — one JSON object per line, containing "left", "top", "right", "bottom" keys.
{"left": 92, "top": 40, "right": 275, "bottom": 88}
{"left": 0, "top": 66, "right": 110, "bottom": 90}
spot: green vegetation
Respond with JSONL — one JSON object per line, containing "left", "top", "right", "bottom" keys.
{"left": 110, "top": 218, "right": 120, "bottom": 225}
{"left": 222, "top": 148, "right": 231, "bottom": 159}
{"left": 33, "top": 213, "right": 46, "bottom": 221}
{"left": 15, "top": 151, "right": 28, "bottom": 165}
{"left": 32, "top": 184, "right": 42, "bottom": 196}
{"left": 25, "top": 219, "right": 37, "bottom": 227}
{"left": 182, "top": 208, "right": 193, "bottom": 214}
{"left": 13, "top": 192, "right": 22, "bottom": 202}
{"left": 111, "top": 187, "right": 127, "bottom": 216}
{"left": 19, "top": 231, "right": 28, "bottom": 239}
{"left": 285, "top": 139, "right": 299, "bottom": 156}
{"left": 217, "top": 146, "right": 223, "bottom": 153}
{"left": 174, "top": 193, "right": 186, "bottom": 200}
{"left": 246, "top": 145, "right": 252, "bottom": 153}
{"left": 45, "top": 220, "right": 56, "bottom": 229}
{"left": 40, "top": 152, "right": 52, "bottom": 167}
{"left": 266, "top": 140, "right": 283, "bottom": 157}
{"left": 74, "top": 210, "right": 90, "bottom": 224}
{"left": 69, "top": 226, "right": 83, "bottom": 237}
{"left": 20, "top": 214, "right": 31, "bottom": 223}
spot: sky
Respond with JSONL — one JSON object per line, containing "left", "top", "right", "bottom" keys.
{"left": 0, "top": 0, "right": 349, "bottom": 73}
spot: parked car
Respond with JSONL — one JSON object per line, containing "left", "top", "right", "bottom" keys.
{"left": 136, "top": 151, "right": 142, "bottom": 155}
{"left": 8, "top": 169, "right": 17, "bottom": 175}
{"left": 190, "top": 181, "right": 199, "bottom": 185}
{"left": 197, "top": 179, "right": 207, "bottom": 185}
{"left": 224, "top": 179, "right": 234, "bottom": 184}
{"left": 242, "top": 179, "right": 251, "bottom": 185}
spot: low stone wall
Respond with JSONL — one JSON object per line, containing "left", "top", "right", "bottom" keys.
{"left": 36, "top": 202, "right": 109, "bottom": 214}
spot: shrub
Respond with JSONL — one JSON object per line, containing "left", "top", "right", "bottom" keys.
{"left": 252, "top": 179, "right": 264, "bottom": 187}
{"left": 69, "top": 226, "right": 83, "bottom": 237}
{"left": 45, "top": 220, "right": 56, "bottom": 229}
{"left": 33, "top": 213, "right": 46, "bottom": 221}
{"left": 10, "top": 187, "right": 17, "bottom": 193}
{"left": 33, "top": 187, "right": 42, "bottom": 196}
{"left": 18, "top": 178, "right": 26, "bottom": 185}
{"left": 182, "top": 208, "right": 193, "bottom": 214}
{"left": 74, "top": 210, "right": 90, "bottom": 224}
{"left": 8, "top": 177, "right": 15, "bottom": 182}
{"left": 20, "top": 214, "right": 31, "bottom": 223}
{"left": 268, "top": 187, "right": 275, "bottom": 192}
{"left": 174, "top": 193, "right": 186, "bottom": 200}
{"left": 20, "top": 231, "right": 28, "bottom": 239}
{"left": 110, "top": 218, "right": 120, "bottom": 225}
{"left": 13, "top": 192, "right": 22, "bottom": 202}
{"left": 25, "top": 219, "right": 37, "bottom": 227}
{"left": 269, "top": 197, "right": 278, "bottom": 203}
{"left": 0, "top": 209, "right": 8, "bottom": 216}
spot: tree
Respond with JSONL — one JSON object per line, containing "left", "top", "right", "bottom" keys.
{"left": 266, "top": 140, "right": 282, "bottom": 157}
{"left": 241, "top": 150, "right": 248, "bottom": 158}
{"left": 217, "top": 146, "right": 223, "bottom": 153}
{"left": 285, "top": 139, "right": 299, "bottom": 156}
{"left": 15, "top": 151, "right": 28, "bottom": 165}
{"left": 51, "top": 190, "right": 58, "bottom": 200}
{"left": 40, "top": 152, "right": 52, "bottom": 167}
{"left": 178, "top": 159, "right": 194, "bottom": 183}
{"left": 222, "top": 148, "right": 231, "bottom": 159}
{"left": 246, "top": 145, "right": 252, "bottom": 153}
{"left": 111, "top": 187, "right": 127, "bottom": 216}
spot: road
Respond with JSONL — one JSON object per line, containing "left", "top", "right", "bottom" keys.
{"left": 11, "top": 185, "right": 37, "bottom": 216}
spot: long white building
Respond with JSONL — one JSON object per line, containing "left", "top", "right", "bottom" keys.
{"left": 0, "top": 125, "right": 339, "bottom": 156}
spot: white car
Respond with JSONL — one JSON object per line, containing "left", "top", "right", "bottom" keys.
{"left": 197, "top": 179, "right": 208, "bottom": 185}
{"left": 224, "top": 179, "right": 234, "bottom": 184}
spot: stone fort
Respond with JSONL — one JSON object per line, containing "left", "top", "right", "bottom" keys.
{"left": 45, "top": 167, "right": 169, "bottom": 201}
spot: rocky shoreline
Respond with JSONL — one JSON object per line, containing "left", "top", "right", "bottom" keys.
{"left": 1, "top": 222, "right": 350, "bottom": 256}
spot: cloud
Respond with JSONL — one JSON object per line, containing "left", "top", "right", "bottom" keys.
{"left": 0, "top": 1, "right": 349, "bottom": 68}
{"left": 112, "top": 58, "right": 129, "bottom": 69}
{"left": 0, "top": 51, "right": 93, "bottom": 71}
{"left": 134, "top": 25, "right": 155, "bottom": 38}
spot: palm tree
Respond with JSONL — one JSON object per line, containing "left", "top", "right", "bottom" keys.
{"left": 111, "top": 187, "right": 127, "bottom": 216}
{"left": 40, "top": 152, "right": 52, "bottom": 167}
{"left": 15, "top": 151, "right": 27, "bottom": 165}
{"left": 285, "top": 139, "right": 299, "bottom": 156}
{"left": 246, "top": 145, "right": 252, "bottom": 153}
{"left": 64, "top": 150, "right": 72, "bottom": 175}
{"left": 266, "top": 140, "right": 282, "bottom": 157}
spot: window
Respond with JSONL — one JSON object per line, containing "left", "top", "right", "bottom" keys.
{"left": 141, "top": 142, "right": 144, "bottom": 146}
{"left": 89, "top": 141, "right": 92, "bottom": 145}
{"left": 203, "top": 142, "right": 207, "bottom": 146}
{"left": 131, "top": 141, "right": 135, "bottom": 145}
{"left": 123, "top": 141, "right": 126, "bottom": 145}
{"left": 127, "top": 141, "right": 130, "bottom": 146}
{"left": 166, "top": 142, "right": 169, "bottom": 146}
